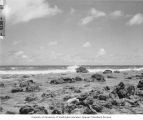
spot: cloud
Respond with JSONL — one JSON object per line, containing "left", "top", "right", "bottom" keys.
{"left": 110, "top": 10, "right": 123, "bottom": 17}
{"left": 83, "top": 41, "right": 91, "bottom": 48}
{"left": 127, "top": 13, "right": 143, "bottom": 26}
{"left": 70, "top": 8, "right": 75, "bottom": 14}
{"left": 13, "top": 41, "right": 20, "bottom": 45}
{"left": 90, "top": 8, "right": 106, "bottom": 17}
{"left": 81, "top": 16, "right": 94, "bottom": 25}
{"left": 14, "top": 51, "right": 33, "bottom": 62}
{"left": 96, "top": 48, "right": 106, "bottom": 57}
{"left": 4, "top": 0, "right": 61, "bottom": 23}
{"left": 48, "top": 41, "right": 58, "bottom": 46}
{"left": 81, "top": 8, "right": 106, "bottom": 25}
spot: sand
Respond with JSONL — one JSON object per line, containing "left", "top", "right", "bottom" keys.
{"left": 0, "top": 70, "right": 143, "bottom": 114}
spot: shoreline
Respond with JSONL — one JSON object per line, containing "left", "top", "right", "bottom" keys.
{"left": 1, "top": 70, "right": 143, "bottom": 114}
{"left": 0, "top": 68, "right": 143, "bottom": 75}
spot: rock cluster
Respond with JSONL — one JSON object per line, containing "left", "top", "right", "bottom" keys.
{"left": 11, "top": 79, "right": 40, "bottom": 93}
{"left": 76, "top": 67, "right": 89, "bottom": 73}
{"left": 91, "top": 74, "right": 105, "bottom": 82}
{"left": 19, "top": 105, "right": 48, "bottom": 114}
{"left": 103, "top": 70, "right": 112, "bottom": 74}
{"left": 50, "top": 76, "right": 83, "bottom": 84}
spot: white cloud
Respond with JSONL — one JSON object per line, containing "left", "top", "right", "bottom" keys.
{"left": 48, "top": 41, "right": 58, "bottom": 46}
{"left": 4, "top": 0, "right": 61, "bottom": 23}
{"left": 83, "top": 41, "right": 91, "bottom": 48}
{"left": 90, "top": 8, "right": 106, "bottom": 17}
{"left": 81, "top": 16, "right": 94, "bottom": 25}
{"left": 110, "top": 10, "right": 123, "bottom": 17}
{"left": 70, "top": 8, "right": 75, "bottom": 14}
{"left": 81, "top": 8, "right": 106, "bottom": 25}
{"left": 14, "top": 51, "right": 33, "bottom": 62}
{"left": 13, "top": 41, "right": 20, "bottom": 45}
{"left": 14, "top": 51, "right": 24, "bottom": 56}
{"left": 127, "top": 13, "right": 143, "bottom": 26}
{"left": 96, "top": 48, "right": 106, "bottom": 57}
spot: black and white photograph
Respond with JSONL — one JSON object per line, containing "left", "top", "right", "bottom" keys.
{"left": 1, "top": 0, "right": 143, "bottom": 118}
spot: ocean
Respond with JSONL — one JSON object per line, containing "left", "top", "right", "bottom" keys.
{"left": 0, "top": 65, "right": 143, "bottom": 74}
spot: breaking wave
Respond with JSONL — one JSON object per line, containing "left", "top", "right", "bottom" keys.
{"left": 0, "top": 65, "right": 143, "bottom": 74}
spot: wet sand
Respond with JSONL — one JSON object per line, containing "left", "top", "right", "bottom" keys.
{"left": 0, "top": 70, "right": 143, "bottom": 114}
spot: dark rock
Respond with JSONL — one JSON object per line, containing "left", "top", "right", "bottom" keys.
{"left": 107, "top": 75, "right": 116, "bottom": 79}
{"left": 19, "top": 80, "right": 34, "bottom": 87}
{"left": 84, "top": 97, "right": 94, "bottom": 105}
{"left": 50, "top": 77, "right": 76, "bottom": 84}
{"left": 76, "top": 66, "right": 88, "bottom": 73}
{"left": 103, "top": 102, "right": 112, "bottom": 109}
{"left": 110, "top": 99, "right": 125, "bottom": 106}
{"left": 136, "top": 89, "right": 143, "bottom": 97}
{"left": 25, "top": 94, "right": 37, "bottom": 102}
{"left": 75, "top": 76, "right": 83, "bottom": 81}
{"left": 78, "top": 93, "right": 89, "bottom": 101}
{"left": 64, "top": 104, "right": 77, "bottom": 114}
{"left": 114, "top": 71, "right": 120, "bottom": 73}
{"left": 19, "top": 105, "right": 34, "bottom": 114}
{"left": 22, "top": 75, "right": 30, "bottom": 78}
{"left": 137, "top": 80, "right": 143, "bottom": 89}
{"left": 116, "top": 89, "right": 127, "bottom": 99}
{"left": 6, "top": 111, "right": 17, "bottom": 114}
{"left": 63, "top": 77, "right": 75, "bottom": 83}
{"left": 91, "top": 104, "right": 103, "bottom": 112}
{"left": 124, "top": 99, "right": 139, "bottom": 107}
{"left": 103, "top": 70, "right": 112, "bottom": 74}
{"left": 74, "top": 89, "right": 81, "bottom": 93}
{"left": 19, "top": 105, "right": 48, "bottom": 114}
{"left": 0, "top": 95, "right": 10, "bottom": 101}
{"left": 104, "top": 86, "right": 110, "bottom": 91}
{"left": 126, "top": 85, "right": 135, "bottom": 96}
{"left": 91, "top": 74, "right": 105, "bottom": 82}
{"left": 11, "top": 87, "right": 23, "bottom": 93}
{"left": 63, "top": 95, "right": 72, "bottom": 101}
{"left": 83, "top": 107, "right": 97, "bottom": 114}
{"left": 98, "top": 94, "right": 108, "bottom": 101}
{"left": 25, "top": 84, "right": 40, "bottom": 92}
{"left": 52, "top": 109, "right": 62, "bottom": 114}
{"left": 50, "top": 79, "right": 64, "bottom": 84}
{"left": 125, "top": 77, "right": 132, "bottom": 79}
{"left": 112, "top": 82, "right": 135, "bottom": 99}
{"left": 41, "top": 91, "right": 55, "bottom": 98}
{"left": 0, "top": 107, "right": 3, "bottom": 112}
{"left": 117, "top": 82, "right": 125, "bottom": 90}
{"left": 0, "top": 82, "right": 4, "bottom": 87}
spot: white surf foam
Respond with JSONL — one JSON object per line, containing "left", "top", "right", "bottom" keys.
{"left": 0, "top": 66, "right": 143, "bottom": 75}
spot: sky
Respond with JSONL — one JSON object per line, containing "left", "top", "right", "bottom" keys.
{"left": 0, "top": 0, "right": 143, "bottom": 65}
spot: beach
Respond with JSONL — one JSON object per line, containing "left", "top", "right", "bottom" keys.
{"left": 1, "top": 67, "right": 143, "bottom": 114}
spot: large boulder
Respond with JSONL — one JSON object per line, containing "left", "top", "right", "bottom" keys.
{"left": 25, "top": 94, "right": 37, "bottom": 102}
{"left": 19, "top": 80, "right": 34, "bottom": 87}
{"left": 50, "top": 79, "right": 64, "bottom": 84}
{"left": 103, "top": 70, "right": 112, "bottom": 74}
{"left": 137, "top": 80, "right": 143, "bottom": 89}
{"left": 112, "top": 82, "right": 135, "bottom": 99}
{"left": 19, "top": 105, "right": 48, "bottom": 114}
{"left": 11, "top": 87, "right": 23, "bottom": 93}
{"left": 41, "top": 90, "right": 56, "bottom": 98}
{"left": 76, "top": 66, "right": 88, "bottom": 73}
{"left": 91, "top": 104, "right": 103, "bottom": 113}
{"left": 25, "top": 84, "right": 40, "bottom": 92}
{"left": 51, "top": 109, "right": 62, "bottom": 114}
{"left": 114, "top": 71, "right": 120, "bottom": 73}
{"left": 91, "top": 74, "right": 105, "bottom": 82}
{"left": 0, "top": 82, "right": 4, "bottom": 88}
